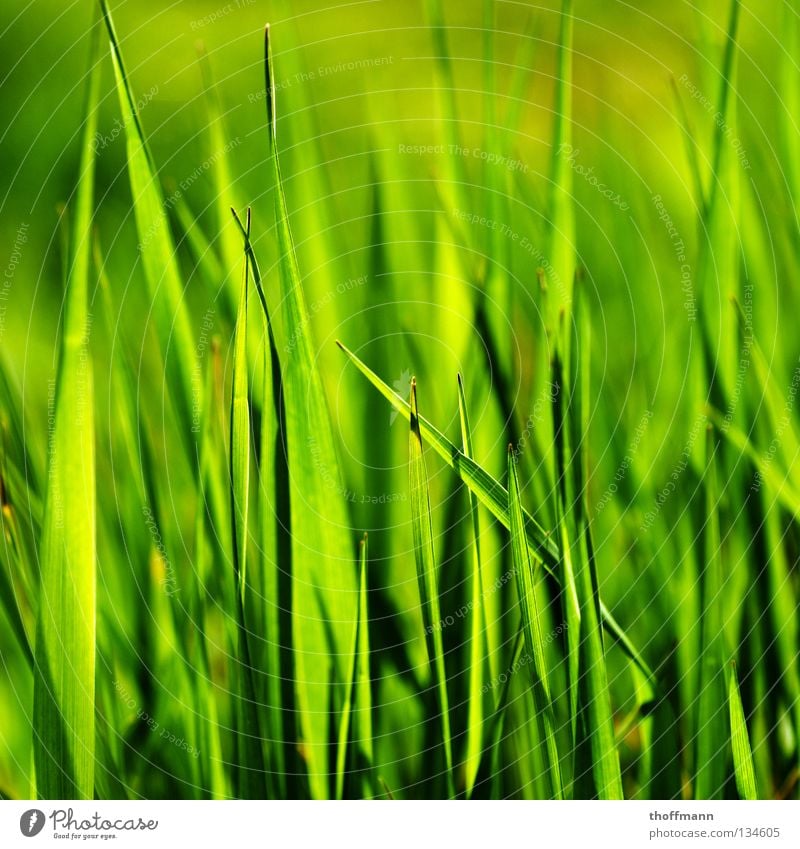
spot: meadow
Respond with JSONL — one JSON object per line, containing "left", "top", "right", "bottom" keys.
{"left": 0, "top": 0, "right": 798, "bottom": 800}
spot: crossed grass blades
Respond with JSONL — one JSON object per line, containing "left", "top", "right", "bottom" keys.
{"left": 0, "top": 0, "right": 797, "bottom": 800}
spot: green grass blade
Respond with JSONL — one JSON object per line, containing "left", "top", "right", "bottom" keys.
{"left": 571, "top": 279, "right": 624, "bottom": 799}
{"left": 551, "top": 350, "right": 582, "bottom": 749}
{"left": 334, "top": 535, "right": 373, "bottom": 799}
{"left": 508, "top": 448, "right": 563, "bottom": 799}
{"left": 694, "top": 428, "right": 729, "bottom": 799}
{"left": 336, "top": 340, "right": 655, "bottom": 681}
{"left": 410, "top": 380, "right": 455, "bottom": 798}
{"left": 262, "top": 26, "right": 358, "bottom": 799}
{"left": 727, "top": 661, "right": 758, "bottom": 800}
{"left": 229, "top": 210, "right": 267, "bottom": 798}
{"left": 456, "top": 374, "right": 490, "bottom": 796}
{"left": 32, "top": 23, "right": 100, "bottom": 800}
{"left": 100, "top": 0, "right": 199, "bottom": 439}
{"left": 545, "top": 0, "right": 575, "bottom": 326}
{"left": 354, "top": 534, "right": 374, "bottom": 796}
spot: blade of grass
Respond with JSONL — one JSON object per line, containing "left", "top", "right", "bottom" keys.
{"left": 32, "top": 21, "right": 100, "bottom": 800}
{"left": 727, "top": 661, "right": 758, "bottom": 800}
{"left": 100, "top": 0, "right": 200, "bottom": 444}
{"left": 694, "top": 427, "right": 729, "bottom": 799}
{"left": 508, "top": 447, "right": 563, "bottom": 799}
{"left": 334, "top": 534, "right": 373, "bottom": 799}
{"left": 229, "top": 209, "right": 267, "bottom": 798}
{"left": 545, "top": 0, "right": 575, "bottom": 328}
{"left": 456, "top": 374, "right": 491, "bottom": 796}
{"left": 570, "top": 279, "right": 624, "bottom": 799}
{"left": 410, "top": 379, "right": 455, "bottom": 798}
{"left": 261, "top": 27, "right": 358, "bottom": 799}
{"left": 353, "top": 533, "right": 374, "bottom": 796}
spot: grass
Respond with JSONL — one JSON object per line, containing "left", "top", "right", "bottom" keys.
{"left": 0, "top": 0, "right": 797, "bottom": 801}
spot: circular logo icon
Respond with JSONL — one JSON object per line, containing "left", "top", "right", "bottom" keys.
{"left": 19, "top": 810, "right": 45, "bottom": 837}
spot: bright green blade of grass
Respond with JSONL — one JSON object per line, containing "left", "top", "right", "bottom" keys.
{"left": 353, "top": 533, "right": 374, "bottom": 796}
{"left": 508, "top": 447, "right": 563, "bottom": 799}
{"left": 100, "top": 0, "right": 199, "bottom": 440}
{"left": 727, "top": 661, "right": 758, "bottom": 800}
{"left": 334, "top": 534, "right": 373, "bottom": 799}
{"left": 456, "top": 374, "right": 490, "bottom": 796}
{"left": 410, "top": 380, "right": 455, "bottom": 798}
{"left": 336, "top": 340, "right": 655, "bottom": 681}
{"left": 262, "top": 26, "right": 358, "bottom": 799}
{"left": 545, "top": 0, "right": 575, "bottom": 328}
{"left": 694, "top": 428, "right": 729, "bottom": 800}
{"left": 32, "top": 23, "right": 100, "bottom": 800}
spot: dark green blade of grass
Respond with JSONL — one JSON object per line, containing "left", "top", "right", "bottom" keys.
{"left": 456, "top": 374, "right": 491, "bottom": 796}
{"left": 231, "top": 206, "right": 294, "bottom": 797}
{"left": 229, "top": 211, "right": 268, "bottom": 798}
{"left": 508, "top": 447, "right": 563, "bottom": 799}
{"left": 694, "top": 428, "right": 729, "bottom": 799}
{"left": 336, "top": 340, "right": 655, "bottom": 682}
{"left": 570, "top": 280, "right": 624, "bottom": 799}
{"left": 262, "top": 27, "right": 358, "bottom": 799}
{"left": 551, "top": 348, "right": 582, "bottom": 751}
{"left": 727, "top": 661, "right": 758, "bottom": 800}
{"left": 32, "top": 21, "right": 101, "bottom": 800}
{"left": 410, "top": 380, "right": 455, "bottom": 798}
{"left": 255, "top": 267, "right": 285, "bottom": 799}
